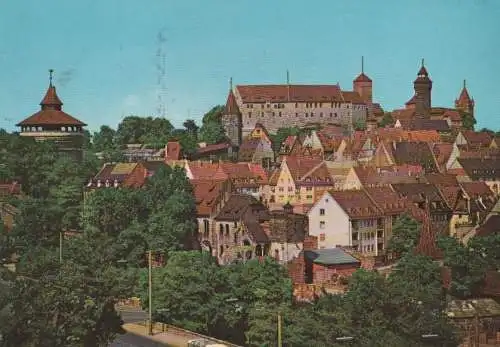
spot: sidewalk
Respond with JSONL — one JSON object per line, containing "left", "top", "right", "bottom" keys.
{"left": 123, "top": 323, "right": 195, "bottom": 347}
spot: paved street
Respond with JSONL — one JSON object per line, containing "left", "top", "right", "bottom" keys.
{"left": 109, "top": 333, "right": 169, "bottom": 347}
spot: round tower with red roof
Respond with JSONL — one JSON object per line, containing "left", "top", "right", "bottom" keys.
{"left": 16, "top": 69, "right": 87, "bottom": 161}
{"left": 413, "top": 59, "right": 433, "bottom": 119}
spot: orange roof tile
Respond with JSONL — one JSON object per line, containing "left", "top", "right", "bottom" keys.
{"left": 354, "top": 73, "right": 372, "bottom": 83}
{"left": 236, "top": 85, "right": 344, "bottom": 103}
{"left": 329, "top": 190, "right": 382, "bottom": 219}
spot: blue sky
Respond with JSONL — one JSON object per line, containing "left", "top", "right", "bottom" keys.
{"left": 1, "top": 0, "right": 499, "bottom": 132}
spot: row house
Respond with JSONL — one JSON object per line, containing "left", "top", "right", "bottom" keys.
{"left": 121, "top": 144, "right": 164, "bottom": 162}
{"left": 308, "top": 186, "right": 409, "bottom": 256}
{"left": 449, "top": 157, "right": 500, "bottom": 195}
{"left": 265, "top": 157, "right": 335, "bottom": 212}
{"left": 85, "top": 161, "right": 167, "bottom": 191}
{"left": 391, "top": 182, "right": 452, "bottom": 231}
{"left": 454, "top": 130, "right": 493, "bottom": 151}
{"left": 237, "top": 137, "right": 274, "bottom": 168}
{"left": 308, "top": 189, "right": 385, "bottom": 256}
{"left": 372, "top": 141, "right": 440, "bottom": 173}
{"left": 192, "top": 178, "right": 233, "bottom": 252}
{"left": 191, "top": 142, "right": 237, "bottom": 161}
{"left": 211, "top": 195, "right": 308, "bottom": 265}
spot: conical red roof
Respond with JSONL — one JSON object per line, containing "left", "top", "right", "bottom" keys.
{"left": 224, "top": 89, "right": 240, "bottom": 115}
{"left": 40, "top": 85, "right": 63, "bottom": 110}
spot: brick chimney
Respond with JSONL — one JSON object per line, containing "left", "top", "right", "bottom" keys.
{"left": 303, "top": 235, "right": 318, "bottom": 251}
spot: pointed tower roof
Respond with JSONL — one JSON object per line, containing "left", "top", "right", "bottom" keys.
{"left": 456, "top": 79, "right": 472, "bottom": 104}
{"left": 224, "top": 78, "right": 241, "bottom": 115}
{"left": 16, "top": 69, "right": 86, "bottom": 127}
{"left": 414, "top": 59, "right": 431, "bottom": 83}
{"left": 354, "top": 56, "right": 372, "bottom": 83}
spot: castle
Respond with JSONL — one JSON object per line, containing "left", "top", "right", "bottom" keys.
{"left": 221, "top": 58, "right": 378, "bottom": 146}
{"left": 222, "top": 59, "right": 475, "bottom": 146}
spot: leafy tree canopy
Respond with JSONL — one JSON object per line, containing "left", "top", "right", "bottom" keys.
{"left": 387, "top": 213, "right": 421, "bottom": 258}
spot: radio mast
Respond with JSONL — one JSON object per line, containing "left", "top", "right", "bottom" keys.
{"left": 156, "top": 29, "right": 167, "bottom": 118}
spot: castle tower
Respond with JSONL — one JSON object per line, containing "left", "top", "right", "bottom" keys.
{"left": 353, "top": 56, "right": 373, "bottom": 103}
{"left": 16, "top": 69, "right": 87, "bottom": 161}
{"left": 455, "top": 79, "right": 475, "bottom": 117}
{"left": 221, "top": 78, "right": 242, "bottom": 147}
{"left": 413, "top": 59, "right": 432, "bottom": 119}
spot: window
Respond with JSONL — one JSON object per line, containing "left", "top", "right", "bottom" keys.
{"left": 352, "top": 232, "right": 358, "bottom": 241}
{"left": 248, "top": 112, "right": 252, "bottom": 117}
{"left": 306, "top": 187, "right": 312, "bottom": 191}
{"left": 279, "top": 187, "right": 284, "bottom": 192}
{"left": 319, "top": 233, "right": 326, "bottom": 241}
{"left": 319, "top": 221, "right": 326, "bottom": 229}
{"left": 278, "top": 112, "right": 282, "bottom": 117}
{"left": 287, "top": 187, "right": 293, "bottom": 192}
{"left": 306, "top": 195, "right": 313, "bottom": 199}
{"left": 319, "top": 208, "right": 325, "bottom": 216}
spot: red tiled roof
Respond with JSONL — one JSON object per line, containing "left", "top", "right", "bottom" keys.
{"left": 236, "top": 85, "right": 344, "bottom": 103}
{"left": 188, "top": 161, "right": 222, "bottom": 180}
{"left": 192, "top": 179, "right": 229, "bottom": 216}
{"left": 329, "top": 190, "right": 382, "bottom": 219}
{"left": 353, "top": 73, "right": 372, "bottom": 83}
{"left": 224, "top": 90, "right": 240, "bottom": 115}
{"left": 441, "top": 109, "right": 461, "bottom": 122}
{"left": 461, "top": 130, "right": 492, "bottom": 148}
{"left": 283, "top": 156, "right": 323, "bottom": 182}
{"left": 432, "top": 143, "right": 453, "bottom": 167}
{"left": 196, "top": 142, "right": 232, "bottom": 154}
{"left": 17, "top": 85, "right": 86, "bottom": 126}
{"left": 418, "top": 65, "right": 429, "bottom": 76}
{"left": 364, "top": 186, "right": 408, "bottom": 214}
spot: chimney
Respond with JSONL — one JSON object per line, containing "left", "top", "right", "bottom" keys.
{"left": 283, "top": 202, "right": 293, "bottom": 214}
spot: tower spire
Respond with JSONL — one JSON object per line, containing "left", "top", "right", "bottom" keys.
{"left": 463, "top": 79, "right": 466, "bottom": 89}
{"left": 361, "top": 56, "right": 364, "bottom": 74}
{"left": 421, "top": 58, "right": 424, "bottom": 67}
{"left": 286, "top": 69, "right": 290, "bottom": 85}
{"left": 49, "top": 69, "right": 54, "bottom": 86}
{"left": 229, "top": 77, "right": 233, "bottom": 91}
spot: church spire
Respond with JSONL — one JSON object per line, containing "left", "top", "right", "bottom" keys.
{"left": 229, "top": 77, "right": 233, "bottom": 91}
{"left": 361, "top": 56, "right": 364, "bottom": 74}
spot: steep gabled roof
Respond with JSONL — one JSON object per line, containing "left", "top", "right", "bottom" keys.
{"left": 236, "top": 84, "right": 344, "bottom": 103}
{"left": 224, "top": 89, "right": 241, "bottom": 115}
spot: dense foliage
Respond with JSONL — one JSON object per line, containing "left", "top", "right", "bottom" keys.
{"left": 137, "top": 251, "right": 458, "bottom": 346}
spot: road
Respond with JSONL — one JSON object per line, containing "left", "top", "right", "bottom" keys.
{"left": 109, "top": 307, "right": 171, "bottom": 347}
{"left": 109, "top": 333, "right": 169, "bottom": 347}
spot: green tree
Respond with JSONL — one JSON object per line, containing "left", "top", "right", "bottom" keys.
{"left": 354, "top": 119, "right": 366, "bottom": 131}
{"left": 438, "top": 234, "right": 500, "bottom": 298}
{"left": 0, "top": 229, "right": 138, "bottom": 347}
{"left": 116, "top": 116, "right": 173, "bottom": 145}
{"left": 387, "top": 214, "right": 421, "bottom": 257}
{"left": 139, "top": 251, "right": 221, "bottom": 334}
{"left": 183, "top": 119, "right": 199, "bottom": 138}
{"left": 460, "top": 112, "right": 476, "bottom": 131}
{"left": 199, "top": 120, "right": 227, "bottom": 145}
{"left": 92, "top": 125, "right": 117, "bottom": 153}
{"left": 199, "top": 106, "right": 227, "bottom": 145}
{"left": 378, "top": 112, "right": 394, "bottom": 128}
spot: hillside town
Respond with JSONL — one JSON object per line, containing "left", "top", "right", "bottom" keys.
{"left": 1, "top": 59, "right": 500, "bottom": 347}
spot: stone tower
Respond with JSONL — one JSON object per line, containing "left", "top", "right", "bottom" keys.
{"left": 413, "top": 59, "right": 432, "bottom": 119}
{"left": 353, "top": 56, "right": 373, "bottom": 103}
{"left": 455, "top": 79, "right": 475, "bottom": 117}
{"left": 16, "top": 69, "right": 87, "bottom": 161}
{"left": 221, "top": 78, "right": 242, "bottom": 147}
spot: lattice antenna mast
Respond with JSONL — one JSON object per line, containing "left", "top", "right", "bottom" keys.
{"left": 156, "top": 30, "right": 167, "bottom": 118}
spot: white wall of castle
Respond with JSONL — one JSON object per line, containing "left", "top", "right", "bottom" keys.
{"left": 233, "top": 89, "right": 366, "bottom": 135}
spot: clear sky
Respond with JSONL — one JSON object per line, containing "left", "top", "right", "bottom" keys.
{"left": 1, "top": 0, "right": 499, "bottom": 132}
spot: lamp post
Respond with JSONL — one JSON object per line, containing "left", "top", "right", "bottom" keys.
{"left": 148, "top": 250, "right": 153, "bottom": 336}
